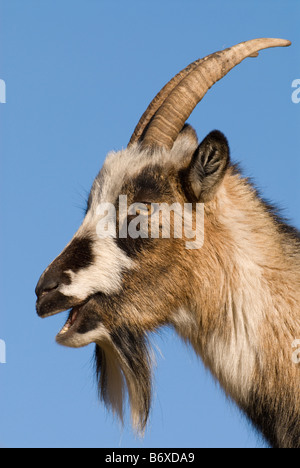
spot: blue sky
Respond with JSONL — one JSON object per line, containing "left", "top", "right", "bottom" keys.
{"left": 0, "top": 0, "right": 299, "bottom": 448}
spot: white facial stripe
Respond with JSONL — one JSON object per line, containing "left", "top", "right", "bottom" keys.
{"left": 58, "top": 147, "right": 164, "bottom": 301}
{"left": 58, "top": 138, "right": 193, "bottom": 302}
{"left": 89, "top": 139, "right": 194, "bottom": 213}
{"left": 90, "top": 147, "right": 151, "bottom": 211}
{"left": 59, "top": 236, "right": 134, "bottom": 300}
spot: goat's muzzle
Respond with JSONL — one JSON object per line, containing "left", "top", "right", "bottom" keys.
{"left": 35, "top": 266, "right": 79, "bottom": 318}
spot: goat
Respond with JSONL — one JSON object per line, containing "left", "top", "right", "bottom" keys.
{"left": 35, "top": 38, "right": 300, "bottom": 448}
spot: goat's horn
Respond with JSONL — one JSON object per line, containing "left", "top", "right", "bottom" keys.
{"left": 128, "top": 57, "right": 207, "bottom": 146}
{"left": 135, "top": 38, "right": 291, "bottom": 151}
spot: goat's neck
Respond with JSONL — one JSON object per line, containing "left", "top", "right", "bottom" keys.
{"left": 172, "top": 168, "right": 300, "bottom": 447}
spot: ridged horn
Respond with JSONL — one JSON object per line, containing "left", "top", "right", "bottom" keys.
{"left": 132, "top": 38, "right": 291, "bottom": 151}
{"left": 128, "top": 57, "right": 207, "bottom": 146}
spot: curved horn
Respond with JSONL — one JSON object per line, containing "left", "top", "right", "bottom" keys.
{"left": 135, "top": 38, "right": 291, "bottom": 151}
{"left": 128, "top": 57, "right": 206, "bottom": 146}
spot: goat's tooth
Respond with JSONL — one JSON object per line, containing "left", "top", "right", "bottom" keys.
{"left": 59, "top": 324, "right": 69, "bottom": 334}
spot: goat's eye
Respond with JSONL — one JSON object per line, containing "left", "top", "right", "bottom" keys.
{"left": 130, "top": 203, "right": 154, "bottom": 216}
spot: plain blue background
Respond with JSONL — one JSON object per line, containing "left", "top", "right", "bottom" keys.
{"left": 0, "top": 0, "right": 299, "bottom": 448}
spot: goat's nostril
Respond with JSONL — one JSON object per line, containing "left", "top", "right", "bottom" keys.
{"left": 45, "top": 280, "right": 59, "bottom": 291}
{"left": 36, "top": 277, "right": 60, "bottom": 298}
{"left": 41, "top": 283, "right": 59, "bottom": 296}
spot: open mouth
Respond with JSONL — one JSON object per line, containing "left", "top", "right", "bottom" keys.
{"left": 36, "top": 287, "right": 87, "bottom": 341}
{"left": 36, "top": 288, "right": 106, "bottom": 347}
{"left": 57, "top": 305, "right": 81, "bottom": 337}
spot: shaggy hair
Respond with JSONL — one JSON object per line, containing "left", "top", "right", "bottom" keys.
{"left": 36, "top": 39, "right": 299, "bottom": 448}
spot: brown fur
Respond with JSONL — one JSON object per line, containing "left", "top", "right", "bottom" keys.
{"left": 91, "top": 151, "right": 300, "bottom": 445}
{"left": 36, "top": 126, "right": 300, "bottom": 448}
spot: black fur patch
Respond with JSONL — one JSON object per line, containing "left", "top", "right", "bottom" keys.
{"left": 116, "top": 234, "right": 154, "bottom": 259}
{"left": 35, "top": 236, "right": 94, "bottom": 314}
{"left": 115, "top": 165, "right": 173, "bottom": 258}
{"left": 36, "top": 290, "right": 77, "bottom": 318}
{"left": 58, "top": 236, "right": 94, "bottom": 272}
{"left": 94, "top": 325, "right": 152, "bottom": 430}
{"left": 110, "top": 326, "right": 148, "bottom": 373}
{"left": 181, "top": 130, "right": 230, "bottom": 202}
{"left": 76, "top": 308, "right": 101, "bottom": 334}
{"left": 245, "top": 389, "right": 300, "bottom": 448}
{"left": 131, "top": 166, "right": 171, "bottom": 201}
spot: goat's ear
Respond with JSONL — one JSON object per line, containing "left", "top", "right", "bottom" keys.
{"left": 184, "top": 130, "right": 230, "bottom": 202}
